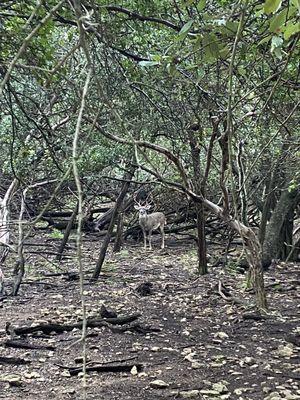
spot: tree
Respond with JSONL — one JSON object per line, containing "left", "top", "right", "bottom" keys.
{"left": 0, "top": 0, "right": 299, "bottom": 311}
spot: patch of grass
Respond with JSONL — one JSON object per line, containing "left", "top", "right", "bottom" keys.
{"left": 225, "top": 261, "right": 240, "bottom": 275}
{"left": 48, "top": 228, "right": 64, "bottom": 239}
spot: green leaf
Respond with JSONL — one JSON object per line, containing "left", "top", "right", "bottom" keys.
{"left": 197, "top": 0, "right": 206, "bottom": 11}
{"left": 269, "top": 9, "right": 287, "bottom": 32}
{"left": 258, "top": 35, "right": 272, "bottom": 46}
{"left": 271, "top": 35, "right": 283, "bottom": 51}
{"left": 224, "top": 21, "right": 239, "bottom": 35}
{"left": 178, "top": 19, "right": 194, "bottom": 39}
{"left": 196, "top": 68, "right": 205, "bottom": 80}
{"left": 138, "top": 61, "right": 159, "bottom": 67}
{"left": 271, "top": 35, "right": 283, "bottom": 59}
{"left": 202, "top": 33, "right": 219, "bottom": 62}
{"left": 291, "top": 0, "right": 300, "bottom": 9}
{"left": 219, "top": 45, "right": 230, "bottom": 59}
{"left": 264, "top": 0, "right": 282, "bottom": 14}
{"left": 283, "top": 21, "right": 300, "bottom": 40}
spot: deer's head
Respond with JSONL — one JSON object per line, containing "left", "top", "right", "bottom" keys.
{"left": 134, "top": 203, "right": 151, "bottom": 216}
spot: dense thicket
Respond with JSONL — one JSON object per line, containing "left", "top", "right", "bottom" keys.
{"left": 0, "top": 0, "right": 299, "bottom": 309}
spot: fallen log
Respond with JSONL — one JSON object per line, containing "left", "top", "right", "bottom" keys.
{"left": 59, "top": 362, "right": 143, "bottom": 376}
{"left": 0, "top": 356, "right": 30, "bottom": 365}
{"left": 39, "top": 206, "right": 113, "bottom": 219}
{"left": 14, "top": 313, "right": 141, "bottom": 335}
{"left": 110, "top": 323, "right": 161, "bottom": 334}
{"left": 4, "top": 339, "right": 55, "bottom": 350}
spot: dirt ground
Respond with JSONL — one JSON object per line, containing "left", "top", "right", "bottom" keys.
{"left": 0, "top": 234, "right": 299, "bottom": 400}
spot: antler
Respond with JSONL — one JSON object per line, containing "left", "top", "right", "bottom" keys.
{"left": 134, "top": 190, "right": 154, "bottom": 208}
{"left": 144, "top": 192, "right": 154, "bottom": 207}
{"left": 133, "top": 192, "right": 142, "bottom": 207}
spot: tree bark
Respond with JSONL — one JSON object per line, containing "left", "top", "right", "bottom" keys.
{"left": 92, "top": 166, "right": 135, "bottom": 280}
{"left": 262, "top": 188, "right": 300, "bottom": 268}
{"left": 113, "top": 212, "right": 124, "bottom": 253}
{"left": 56, "top": 202, "right": 79, "bottom": 261}
{"left": 187, "top": 125, "right": 207, "bottom": 275}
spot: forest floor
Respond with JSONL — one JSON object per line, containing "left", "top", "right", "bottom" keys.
{"left": 0, "top": 233, "right": 300, "bottom": 400}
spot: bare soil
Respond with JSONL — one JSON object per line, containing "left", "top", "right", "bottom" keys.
{"left": 0, "top": 234, "right": 299, "bottom": 400}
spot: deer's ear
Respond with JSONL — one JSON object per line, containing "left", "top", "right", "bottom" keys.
{"left": 134, "top": 205, "right": 140, "bottom": 210}
{"left": 145, "top": 205, "right": 151, "bottom": 210}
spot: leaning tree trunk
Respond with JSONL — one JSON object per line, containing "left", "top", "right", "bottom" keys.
{"left": 201, "top": 197, "right": 268, "bottom": 310}
{"left": 56, "top": 202, "right": 79, "bottom": 261}
{"left": 92, "top": 166, "right": 135, "bottom": 280}
{"left": 113, "top": 211, "right": 124, "bottom": 253}
{"left": 262, "top": 188, "right": 300, "bottom": 268}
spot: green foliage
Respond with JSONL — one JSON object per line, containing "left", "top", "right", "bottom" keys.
{"left": 264, "top": 0, "right": 282, "bottom": 14}
{"left": 48, "top": 229, "right": 64, "bottom": 239}
{"left": 0, "top": 0, "right": 298, "bottom": 215}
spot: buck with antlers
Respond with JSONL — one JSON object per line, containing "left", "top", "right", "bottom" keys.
{"left": 134, "top": 195, "right": 166, "bottom": 250}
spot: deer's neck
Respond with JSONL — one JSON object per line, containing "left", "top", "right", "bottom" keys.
{"left": 139, "top": 214, "right": 149, "bottom": 228}
{"left": 139, "top": 214, "right": 148, "bottom": 222}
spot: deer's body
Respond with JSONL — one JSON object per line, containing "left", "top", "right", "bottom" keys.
{"left": 134, "top": 205, "right": 166, "bottom": 250}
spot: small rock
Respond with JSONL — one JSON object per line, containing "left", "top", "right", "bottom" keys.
{"left": 210, "top": 360, "right": 226, "bottom": 367}
{"left": 280, "top": 390, "right": 300, "bottom": 400}
{"left": 64, "top": 388, "right": 76, "bottom": 394}
{"left": 184, "top": 352, "right": 197, "bottom": 362}
{"left": 234, "top": 388, "right": 243, "bottom": 395}
{"left": 212, "top": 382, "right": 228, "bottom": 394}
{"left": 214, "top": 331, "right": 229, "bottom": 339}
{"left": 0, "top": 374, "right": 22, "bottom": 387}
{"left": 24, "top": 372, "right": 41, "bottom": 379}
{"left": 277, "top": 344, "right": 294, "bottom": 357}
{"left": 191, "top": 361, "right": 201, "bottom": 369}
{"left": 130, "top": 366, "right": 138, "bottom": 375}
{"left": 138, "top": 372, "right": 147, "bottom": 378}
{"left": 262, "top": 386, "right": 272, "bottom": 394}
{"left": 181, "top": 348, "right": 193, "bottom": 355}
{"left": 163, "top": 347, "right": 178, "bottom": 353}
{"left": 61, "top": 370, "right": 71, "bottom": 377}
{"left": 264, "top": 392, "right": 282, "bottom": 400}
{"left": 150, "top": 379, "right": 169, "bottom": 389}
{"left": 200, "top": 389, "right": 220, "bottom": 395}
{"left": 180, "top": 389, "right": 200, "bottom": 398}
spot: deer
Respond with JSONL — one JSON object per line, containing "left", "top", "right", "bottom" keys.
{"left": 134, "top": 197, "right": 166, "bottom": 250}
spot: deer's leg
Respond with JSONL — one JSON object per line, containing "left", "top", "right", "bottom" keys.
{"left": 148, "top": 230, "right": 153, "bottom": 250}
{"left": 160, "top": 225, "right": 165, "bottom": 249}
{"left": 143, "top": 229, "right": 147, "bottom": 249}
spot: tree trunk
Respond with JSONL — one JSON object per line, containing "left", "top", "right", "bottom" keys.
{"left": 195, "top": 202, "right": 207, "bottom": 275}
{"left": 262, "top": 188, "right": 300, "bottom": 268}
{"left": 242, "top": 227, "right": 267, "bottom": 310}
{"left": 56, "top": 202, "right": 79, "bottom": 261}
{"left": 92, "top": 166, "right": 135, "bottom": 280}
{"left": 279, "top": 208, "right": 294, "bottom": 260}
{"left": 188, "top": 125, "right": 207, "bottom": 275}
{"left": 0, "top": 179, "right": 19, "bottom": 293}
{"left": 113, "top": 212, "right": 124, "bottom": 253}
